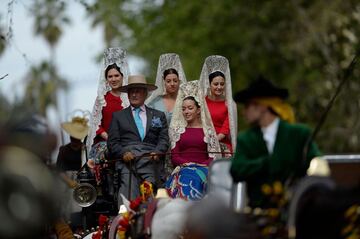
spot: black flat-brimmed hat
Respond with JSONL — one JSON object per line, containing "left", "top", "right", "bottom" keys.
{"left": 234, "top": 75, "right": 289, "bottom": 103}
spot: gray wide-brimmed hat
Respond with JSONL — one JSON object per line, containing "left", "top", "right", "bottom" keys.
{"left": 119, "top": 75, "right": 157, "bottom": 92}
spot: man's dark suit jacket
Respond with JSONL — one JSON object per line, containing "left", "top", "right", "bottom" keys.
{"left": 107, "top": 105, "right": 169, "bottom": 159}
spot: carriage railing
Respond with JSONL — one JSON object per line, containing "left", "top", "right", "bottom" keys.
{"left": 72, "top": 151, "right": 235, "bottom": 207}
{"left": 319, "top": 154, "right": 360, "bottom": 162}
{"left": 316, "top": 154, "right": 360, "bottom": 187}
{"left": 207, "top": 159, "right": 247, "bottom": 212}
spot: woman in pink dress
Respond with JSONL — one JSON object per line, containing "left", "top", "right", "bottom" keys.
{"left": 166, "top": 81, "right": 221, "bottom": 200}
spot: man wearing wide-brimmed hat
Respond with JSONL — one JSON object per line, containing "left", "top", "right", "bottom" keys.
{"left": 230, "top": 76, "right": 321, "bottom": 208}
{"left": 56, "top": 116, "right": 89, "bottom": 172}
{"left": 108, "top": 75, "right": 169, "bottom": 206}
{"left": 55, "top": 115, "right": 89, "bottom": 227}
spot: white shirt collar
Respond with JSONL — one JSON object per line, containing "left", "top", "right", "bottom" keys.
{"left": 261, "top": 117, "right": 280, "bottom": 154}
{"left": 131, "top": 104, "right": 146, "bottom": 111}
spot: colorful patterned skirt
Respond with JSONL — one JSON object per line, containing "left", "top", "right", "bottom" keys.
{"left": 165, "top": 163, "right": 208, "bottom": 201}
{"left": 89, "top": 141, "right": 107, "bottom": 163}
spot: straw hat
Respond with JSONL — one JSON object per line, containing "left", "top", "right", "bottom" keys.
{"left": 61, "top": 116, "right": 89, "bottom": 140}
{"left": 119, "top": 75, "right": 157, "bottom": 92}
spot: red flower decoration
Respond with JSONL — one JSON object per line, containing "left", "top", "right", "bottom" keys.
{"left": 119, "top": 217, "right": 130, "bottom": 229}
{"left": 144, "top": 182, "right": 150, "bottom": 189}
{"left": 130, "top": 196, "right": 142, "bottom": 211}
{"left": 98, "top": 214, "right": 108, "bottom": 227}
{"left": 94, "top": 165, "right": 102, "bottom": 184}
{"left": 92, "top": 231, "right": 101, "bottom": 239}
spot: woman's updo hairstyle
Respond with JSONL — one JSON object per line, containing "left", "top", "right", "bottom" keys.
{"left": 183, "top": 96, "right": 200, "bottom": 108}
{"left": 163, "top": 68, "right": 179, "bottom": 79}
{"left": 105, "top": 63, "right": 123, "bottom": 78}
{"left": 208, "top": 71, "right": 225, "bottom": 84}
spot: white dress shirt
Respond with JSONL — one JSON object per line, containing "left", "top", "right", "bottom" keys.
{"left": 261, "top": 117, "right": 280, "bottom": 154}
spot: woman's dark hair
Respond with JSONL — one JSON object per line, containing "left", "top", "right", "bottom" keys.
{"left": 105, "top": 63, "right": 123, "bottom": 78}
{"left": 209, "top": 71, "right": 225, "bottom": 84}
{"left": 163, "top": 68, "right": 179, "bottom": 79}
{"left": 183, "top": 96, "right": 200, "bottom": 108}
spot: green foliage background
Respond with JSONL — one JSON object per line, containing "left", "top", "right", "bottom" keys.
{"left": 1, "top": 0, "right": 360, "bottom": 153}
{"left": 85, "top": 0, "right": 360, "bottom": 153}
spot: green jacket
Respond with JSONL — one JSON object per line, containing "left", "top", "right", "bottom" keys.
{"left": 230, "top": 120, "right": 320, "bottom": 208}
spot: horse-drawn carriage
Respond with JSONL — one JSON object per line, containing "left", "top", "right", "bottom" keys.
{"left": 71, "top": 153, "right": 360, "bottom": 239}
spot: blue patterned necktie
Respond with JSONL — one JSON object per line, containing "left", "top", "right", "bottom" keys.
{"left": 133, "top": 107, "right": 145, "bottom": 140}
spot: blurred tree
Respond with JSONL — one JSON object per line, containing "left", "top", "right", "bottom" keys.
{"left": 83, "top": 0, "right": 360, "bottom": 152}
{"left": 23, "top": 61, "right": 68, "bottom": 116}
{"left": 83, "top": 0, "right": 128, "bottom": 47}
{"left": 31, "top": 0, "right": 71, "bottom": 54}
{"left": 288, "top": 0, "right": 360, "bottom": 152}
{"left": 0, "top": 17, "right": 5, "bottom": 56}
{"left": 0, "top": 0, "right": 14, "bottom": 57}
{"left": 0, "top": 0, "right": 70, "bottom": 121}
{"left": 19, "top": 0, "right": 70, "bottom": 117}
{"left": 0, "top": 92, "right": 11, "bottom": 123}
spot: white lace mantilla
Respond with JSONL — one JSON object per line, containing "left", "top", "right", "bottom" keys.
{"left": 199, "top": 55, "right": 238, "bottom": 151}
{"left": 169, "top": 80, "right": 221, "bottom": 159}
{"left": 86, "top": 47, "right": 130, "bottom": 154}
{"left": 145, "top": 53, "right": 187, "bottom": 105}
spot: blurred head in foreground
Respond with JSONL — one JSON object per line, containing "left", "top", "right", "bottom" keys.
{"left": 0, "top": 112, "right": 61, "bottom": 238}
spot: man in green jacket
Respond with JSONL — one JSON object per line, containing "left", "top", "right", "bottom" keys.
{"left": 230, "top": 76, "right": 320, "bottom": 208}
